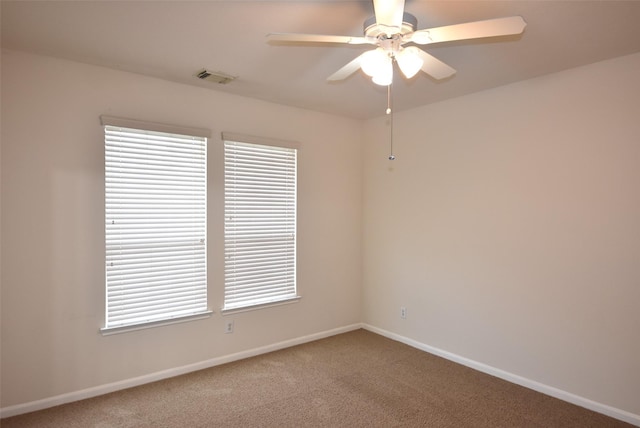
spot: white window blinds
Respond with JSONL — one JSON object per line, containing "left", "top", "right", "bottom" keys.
{"left": 104, "top": 121, "right": 208, "bottom": 330}
{"left": 223, "top": 136, "right": 298, "bottom": 311}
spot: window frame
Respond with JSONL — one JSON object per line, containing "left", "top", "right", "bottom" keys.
{"left": 222, "top": 132, "right": 300, "bottom": 314}
{"left": 100, "top": 116, "right": 212, "bottom": 334}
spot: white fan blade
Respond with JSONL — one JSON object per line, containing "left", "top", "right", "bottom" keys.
{"left": 414, "top": 49, "right": 456, "bottom": 80}
{"left": 373, "top": 0, "right": 405, "bottom": 29}
{"left": 267, "top": 33, "right": 372, "bottom": 45}
{"left": 410, "top": 16, "right": 526, "bottom": 45}
{"left": 327, "top": 54, "right": 367, "bottom": 81}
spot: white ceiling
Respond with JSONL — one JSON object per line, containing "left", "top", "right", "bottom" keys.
{"left": 3, "top": 1, "right": 640, "bottom": 120}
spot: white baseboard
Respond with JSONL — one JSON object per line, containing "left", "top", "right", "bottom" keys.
{"left": 362, "top": 323, "right": 640, "bottom": 427}
{"left": 0, "top": 323, "right": 363, "bottom": 419}
{"left": 5, "top": 323, "right": 637, "bottom": 426}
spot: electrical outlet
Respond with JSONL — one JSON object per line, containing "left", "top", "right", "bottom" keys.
{"left": 225, "top": 320, "right": 234, "bottom": 334}
{"left": 400, "top": 306, "right": 407, "bottom": 319}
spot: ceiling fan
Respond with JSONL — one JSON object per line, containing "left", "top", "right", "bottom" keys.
{"left": 267, "top": 0, "right": 526, "bottom": 86}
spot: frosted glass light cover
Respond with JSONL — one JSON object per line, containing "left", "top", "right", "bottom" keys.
{"left": 361, "top": 48, "right": 390, "bottom": 77}
{"left": 371, "top": 59, "right": 393, "bottom": 86}
{"left": 396, "top": 47, "right": 424, "bottom": 79}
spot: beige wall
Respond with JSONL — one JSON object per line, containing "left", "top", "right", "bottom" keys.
{"left": 362, "top": 53, "right": 640, "bottom": 416}
{"left": 2, "top": 46, "right": 639, "bottom": 421}
{"left": 0, "top": 50, "right": 363, "bottom": 408}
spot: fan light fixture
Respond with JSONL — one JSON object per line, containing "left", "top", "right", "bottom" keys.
{"left": 361, "top": 46, "right": 424, "bottom": 86}
{"left": 361, "top": 48, "right": 395, "bottom": 86}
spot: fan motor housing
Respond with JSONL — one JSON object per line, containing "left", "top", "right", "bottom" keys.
{"left": 364, "top": 12, "right": 418, "bottom": 38}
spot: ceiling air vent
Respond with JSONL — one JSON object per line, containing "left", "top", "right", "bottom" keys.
{"left": 195, "top": 69, "right": 236, "bottom": 85}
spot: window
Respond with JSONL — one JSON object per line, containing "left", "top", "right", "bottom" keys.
{"left": 102, "top": 116, "right": 210, "bottom": 332}
{"left": 223, "top": 133, "right": 299, "bottom": 311}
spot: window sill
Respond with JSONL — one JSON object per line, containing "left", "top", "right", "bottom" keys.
{"left": 221, "top": 296, "right": 301, "bottom": 316}
{"left": 100, "top": 311, "right": 214, "bottom": 336}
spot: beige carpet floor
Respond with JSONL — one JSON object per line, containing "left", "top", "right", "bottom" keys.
{"left": 1, "top": 329, "right": 634, "bottom": 427}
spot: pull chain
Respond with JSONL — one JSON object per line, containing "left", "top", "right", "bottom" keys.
{"left": 387, "top": 82, "right": 395, "bottom": 160}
